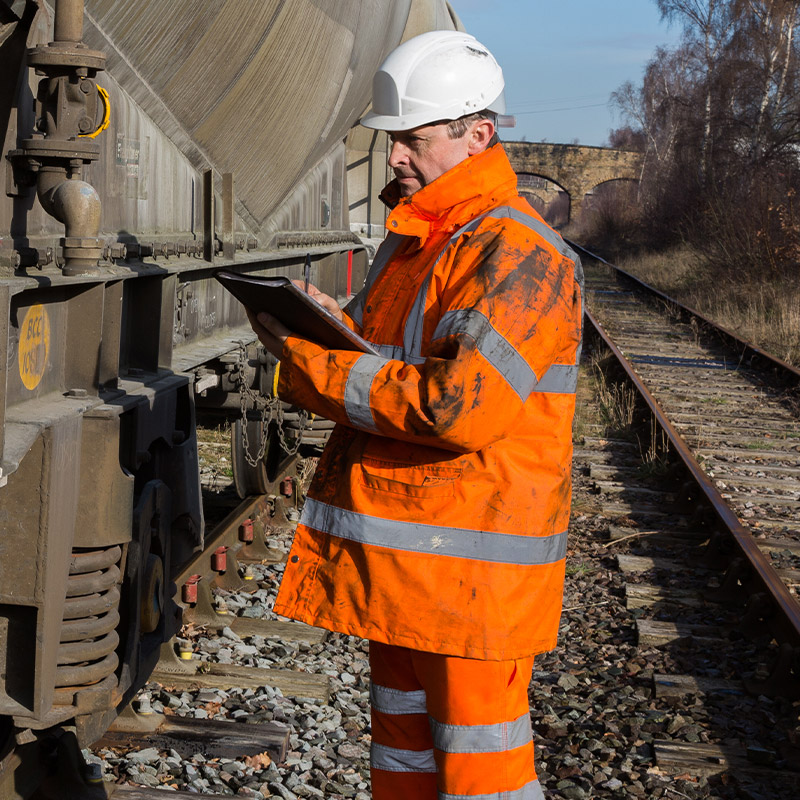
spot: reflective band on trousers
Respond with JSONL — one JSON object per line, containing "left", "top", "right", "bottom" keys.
{"left": 430, "top": 712, "right": 532, "bottom": 754}
{"left": 371, "top": 742, "right": 437, "bottom": 773}
{"left": 433, "top": 308, "right": 537, "bottom": 400}
{"left": 370, "top": 683, "right": 428, "bottom": 715}
{"left": 301, "top": 498, "right": 568, "bottom": 565}
{"left": 439, "top": 780, "right": 545, "bottom": 800}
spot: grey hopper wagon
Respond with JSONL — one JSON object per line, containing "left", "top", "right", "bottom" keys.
{"left": 0, "top": 0, "right": 463, "bottom": 796}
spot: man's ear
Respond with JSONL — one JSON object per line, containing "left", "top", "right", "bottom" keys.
{"left": 467, "top": 119, "right": 496, "bottom": 155}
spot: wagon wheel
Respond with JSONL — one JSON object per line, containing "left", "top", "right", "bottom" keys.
{"left": 231, "top": 417, "right": 295, "bottom": 498}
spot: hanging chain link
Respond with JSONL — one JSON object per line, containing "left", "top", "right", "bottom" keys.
{"left": 235, "top": 342, "right": 309, "bottom": 467}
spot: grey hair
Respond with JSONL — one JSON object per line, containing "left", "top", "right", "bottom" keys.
{"left": 446, "top": 110, "right": 500, "bottom": 146}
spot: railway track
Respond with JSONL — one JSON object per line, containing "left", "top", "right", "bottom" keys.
{"left": 574, "top": 243, "right": 800, "bottom": 663}
{"left": 564, "top": 418, "right": 800, "bottom": 798}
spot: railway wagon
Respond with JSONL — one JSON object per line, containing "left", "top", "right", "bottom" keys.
{"left": 0, "top": 0, "right": 462, "bottom": 796}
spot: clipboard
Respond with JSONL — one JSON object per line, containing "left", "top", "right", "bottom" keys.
{"left": 215, "top": 269, "right": 379, "bottom": 355}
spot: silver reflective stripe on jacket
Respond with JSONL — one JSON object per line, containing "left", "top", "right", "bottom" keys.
{"left": 439, "top": 780, "right": 545, "bottom": 800}
{"left": 432, "top": 308, "right": 538, "bottom": 401}
{"left": 430, "top": 712, "right": 532, "bottom": 754}
{"left": 426, "top": 205, "right": 583, "bottom": 397}
{"left": 343, "top": 354, "right": 389, "bottom": 432}
{"left": 370, "top": 683, "right": 428, "bottom": 715}
{"left": 535, "top": 363, "right": 580, "bottom": 393}
{"left": 360, "top": 206, "right": 583, "bottom": 390}
{"left": 488, "top": 205, "right": 578, "bottom": 262}
{"left": 301, "top": 498, "right": 568, "bottom": 565}
{"left": 372, "top": 342, "right": 425, "bottom": 365}
{"left": 371, "top": 742, "right": 437, "bottom": 773}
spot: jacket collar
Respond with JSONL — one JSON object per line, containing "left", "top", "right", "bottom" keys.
{"left": 382, "top": 144, "right": 519, "bottom": 246}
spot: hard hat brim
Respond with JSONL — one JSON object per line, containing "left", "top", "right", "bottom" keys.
{"left": 360, "top": 92, "right": 506, "bottom": 132}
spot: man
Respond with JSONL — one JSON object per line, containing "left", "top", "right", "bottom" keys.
{"left": 248, "top": 31, "right": 582, "bottom": 800}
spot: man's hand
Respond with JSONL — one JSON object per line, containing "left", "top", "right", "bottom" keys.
{"left": 246, "top": 282, "right": 344, "bottom": 359}
{"left": 246, "top": 307, "right": 291, "bottom": 360}
{"left": 292, "top": 280, "right": 343, "bottom": 321}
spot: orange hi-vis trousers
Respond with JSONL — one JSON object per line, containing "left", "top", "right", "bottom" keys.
{"left": 369, "top": 642, "right": 544, "bottom": 799}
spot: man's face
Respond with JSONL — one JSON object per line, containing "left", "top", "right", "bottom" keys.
{"left": 387, "top": 122, "right": 472, "bottom": 197}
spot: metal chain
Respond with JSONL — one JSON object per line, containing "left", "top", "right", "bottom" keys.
{"left": 235, "top": 342, "right": 309, "bottom": 467}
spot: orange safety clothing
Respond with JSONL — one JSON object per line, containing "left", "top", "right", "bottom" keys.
{"left": 274, "top": 143, "right": 583, "bottom": 660}
{"left": 369, "top": 641, "right": 542, "bottom": 800}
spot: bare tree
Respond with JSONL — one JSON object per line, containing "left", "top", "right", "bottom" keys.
{"left": 603, "top": 0, "right": 800, "bottom": 267}
{"left": 611, "top": 45, "right": 697, "bottom": 184}
{"left": 740, "top": 0, "right": 800, "bottom": 160}
{"left": 657, "top": 0, "right": 739, "bottom": 180}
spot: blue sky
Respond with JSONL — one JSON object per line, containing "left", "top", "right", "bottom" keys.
{"left": 448, "top": 0, "right": 682, "bottom": 146}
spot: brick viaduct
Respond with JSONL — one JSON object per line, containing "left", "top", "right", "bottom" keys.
{"left": 504, "top": 142, "right": 643, "bottom": 220}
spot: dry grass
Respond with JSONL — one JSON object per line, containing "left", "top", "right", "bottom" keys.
{"left": 571, "top": 349, "right": 639, "bottom": 443}
{"left": 618, "top": 245, "right": 800, "bottom": 367}
{"left": 592, "top": 353, "right": 637, "bottom": 433}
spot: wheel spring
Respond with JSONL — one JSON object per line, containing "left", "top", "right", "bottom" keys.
{"left": 55, "top": 545, "right": 122, "bottom": 689}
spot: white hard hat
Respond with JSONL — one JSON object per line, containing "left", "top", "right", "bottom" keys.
{"left": 360, "top": 31, "right": 506, "bottom": 131}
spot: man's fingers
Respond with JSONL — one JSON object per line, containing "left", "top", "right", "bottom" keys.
{"left": 290, "top": 279, "right": 343, "bottom": 320}
{"left": 245, "top": 308, "right": 290, "bottom": 359}
{"left": 307, "top": 288, "right": 344, "bottom": 320}
{"left": 257, "top": 311, "right": 291, "bottom": 341}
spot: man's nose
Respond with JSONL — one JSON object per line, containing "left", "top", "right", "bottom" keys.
{"left": 388, "top": 140, "right": 408, "bottom": 168}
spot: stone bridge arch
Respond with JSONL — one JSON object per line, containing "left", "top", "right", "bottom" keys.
{"left": 504, "top": 142, "right": 643, "bottom": 221}
{"left": 517, "top": 172, "right": 569, "bottom": 225}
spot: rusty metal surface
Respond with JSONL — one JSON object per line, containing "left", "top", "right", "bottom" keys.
{"left": 173, "top": 494, "right": 269, "bottom": 590}
{"left": 586, "top": 307, "right": 800, "bottom": 646}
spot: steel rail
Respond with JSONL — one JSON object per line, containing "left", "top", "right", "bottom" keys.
{"left": 568, "top": 239, "right": 800, "bottom": 385}
{"left": 585, "top": 306, "right": 800, "bottom": 646}
{"left": 174, "top": 493, "right": 273, "bottom": 589}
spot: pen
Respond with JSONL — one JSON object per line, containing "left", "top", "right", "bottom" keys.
{"left": 304, "top": 253, "right": 311, "bottom": 294}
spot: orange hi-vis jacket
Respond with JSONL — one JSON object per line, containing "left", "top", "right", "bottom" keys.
{"left": 274, "top": 143, "right": 583, "bottom": 660}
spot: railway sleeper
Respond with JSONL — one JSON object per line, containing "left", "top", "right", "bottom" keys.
{"left": 652, "top": 739, "right": 797, "bottom": 784}
{"left": 149, "top": 638, "right": 329, "bottom": 703}
{"left": 97, "top": 706, "right": 289, "bottom": 765}
{"left": 111, "top": 785, "right": 235, "bottom": 798}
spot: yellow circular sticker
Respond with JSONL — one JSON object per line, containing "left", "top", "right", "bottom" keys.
{"left": 18, "top": 304, "right": 50, "bottom": 391}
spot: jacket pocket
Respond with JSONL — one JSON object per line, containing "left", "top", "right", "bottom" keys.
{"left": 359, "top": 457, "right": 462, "bottom": 499}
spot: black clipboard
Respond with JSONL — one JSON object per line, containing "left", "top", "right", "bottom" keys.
{"left": 215, "top": 270, "right": 379, "bottom": 355}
